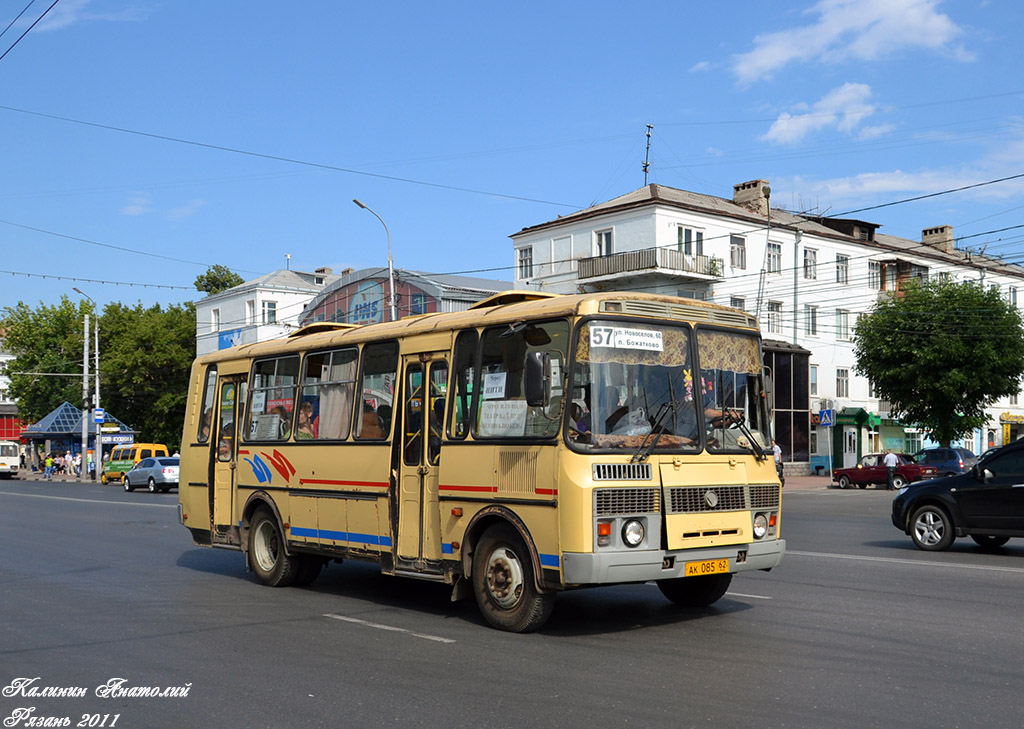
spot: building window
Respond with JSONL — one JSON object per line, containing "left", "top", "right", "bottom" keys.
{"left": 767, "top": 242, "right": 782, "bottom": 274}
{"left": 211, "top": 308, "right": 221, "bottom": 332}
{"left": 517, "top": 247, "right": 533, "bottom": 279}
{"left": 767, "top": 301, "right": 782, "bottom": 334}
{"left": 730, "top": 235, "right": 746, "bottom": 269}
{"left": 804, "top": 249, "right": 817, "bottom": 280}
{"left": 868, "top": 261, "right": 882, "bottom": 290}
{"left": 595, "top": 229, "right": 613, "bottom": 257}
{"left": 810, "top": 365, "right": 818, "bottom": 396}
{"left": 730, "top": 296, "right": 745, "bottom": 311}
{"left": 837, "top": 368, "right": 849, "bottom": 398}
{"left": 262, "top": 301, "right": 277, "bottom": 325}
{"left": 810, "top": 428, "right": 818, "bottom": 454}
{"left": 410, "top": 293, "right": 428, "bottom": 315}
{"left": 1012, "top": 392, "right": 1019, "bottom": 406}
{"left": 804, "top": 304, "right": 818, "bottom": 336}
{"left": 836, "top": 309, "right": 850, "bottom": 340}
{"left": 836, "top": 254, "right": 849, "bottom": 285}
{"left": 246, "top": 300, "right": 255, "bottom": 325}
{"left": 1010, "top": 287, "right": 1018, "bottom": 307}
{"left": 677, "top": 226, "right": 704, "bottom": 256}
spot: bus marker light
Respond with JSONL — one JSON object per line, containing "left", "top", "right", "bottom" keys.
{"left": 769, "top": 514, "right": 777, "bottom": 527}
{"left": 451, "top": 508, "right": 463, "bottom": 517}
{"left": 451, "top": 541, "right": 460, "bottom": 550}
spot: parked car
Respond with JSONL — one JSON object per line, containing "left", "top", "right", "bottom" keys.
{"left": 892, "top": 439, "right": 1024, "bottom": 551}
{"left": 912, "top": 447, "right": 979, "bottom": 477}
{"left": 833, "top": 453, "right": 938, "bottom": 489}
{"left": 123, "top": 457, "right": 179, "bottom": 493}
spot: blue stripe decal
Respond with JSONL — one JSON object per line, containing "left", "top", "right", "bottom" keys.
{"left": 290, "top": 526, "right": 391, "bottom": 547}
{"left": 539, "top": 553, "right": 560, "bottom": 567}
{"left": 441, "top": 543, "right": 454, "bottom": 554}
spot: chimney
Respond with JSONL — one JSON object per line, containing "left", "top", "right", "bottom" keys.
{"left": 922, "top": 225, "right": 954, "bottom": 254}
{"left": 314, "top": 266, "right": 333, "bottom": 275}
{"left": 733, "top": 179, "right": 771, "bottom": 217}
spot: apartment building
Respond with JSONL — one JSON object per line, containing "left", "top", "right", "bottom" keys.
{"left": 511, "top": 180, "right": 1024, "bottom": 473}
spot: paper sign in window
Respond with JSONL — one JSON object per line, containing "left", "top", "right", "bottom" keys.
{"left": 483, "top": 372, "right": 507, "bottom": 400}
{"left": 478, "top": 400, "right": 528, "bottom": 437}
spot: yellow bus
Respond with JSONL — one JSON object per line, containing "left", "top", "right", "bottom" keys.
{"left": 178, "top": 291, "right": 785, "bottom": 632}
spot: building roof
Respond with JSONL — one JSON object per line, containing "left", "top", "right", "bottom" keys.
{"left": 22, "top": 402, "right": 134, "bottom": 437}
{"left": 200, "top": 268, "right": 343, "bottom": 304}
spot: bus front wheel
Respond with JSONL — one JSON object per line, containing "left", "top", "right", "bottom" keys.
{"left": 248, "top": 508, "right": 298, "bottom": 587}
{"left": 657, "top": 573, "right": 733, "bottom": 607}
{"left": 472, "top": 524, "right": 554, "bottom": 633}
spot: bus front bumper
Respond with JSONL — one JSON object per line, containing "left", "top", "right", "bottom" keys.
{"left": 561, "top": 539, "right": 786, "bottom": 586}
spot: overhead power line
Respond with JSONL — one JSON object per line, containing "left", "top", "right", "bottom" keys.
{"left": 0, "top": 0, "right": 60, "bottom": 64}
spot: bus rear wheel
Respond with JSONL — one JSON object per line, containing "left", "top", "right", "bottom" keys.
{"left": 657, "top": 573, "right": 733, "bottom": 607}
{"left": 248, "top": 507, "right": 298, "bottom": 587}
{"left": 472, "top": 523, "right": 554, "bottom": 633}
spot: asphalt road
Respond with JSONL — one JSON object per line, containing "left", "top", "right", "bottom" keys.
{"left": 2, "top": 478, "right": 1023, "bottom": 729}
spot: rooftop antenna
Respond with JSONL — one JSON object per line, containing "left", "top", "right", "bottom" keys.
{"left": 642, "top": 124, "right": 654, "bottom": 185}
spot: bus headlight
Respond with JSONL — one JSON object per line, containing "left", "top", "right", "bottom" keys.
{"left": 753, "top": 513, "right": 768, "bottom": 539}
{"left": 622, "top": 519, "right": 645, "bottom": 547}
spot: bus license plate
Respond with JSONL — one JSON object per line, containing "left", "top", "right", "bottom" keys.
{"left": 685, "top": 558, "right": 730, "bottom": 577}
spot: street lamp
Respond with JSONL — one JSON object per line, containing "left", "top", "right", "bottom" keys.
{"left": 352, "top": 199, "right": 398, "bottom": 323}
{"left": 73, "top": 287, "right": 101, "bottom": 480}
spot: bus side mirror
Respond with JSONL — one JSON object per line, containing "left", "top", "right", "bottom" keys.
{"left": 525, "top": 351, "right": 551, "bottom": 407}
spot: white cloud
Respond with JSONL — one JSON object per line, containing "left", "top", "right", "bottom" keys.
{"left": 689, "top": 61, "right": 712, "bottom": 73}
{"left": 120, "top": 192, "right": 152, "bottom": 216}
{"left": 167, "top": 200, "right": 207, "bottom": 220}
{"left": 732, "top": 0, "right": 971, "bottom": 84}
{"left": 762, "top": 83, "right": 877, "bottom": 144}
{"left": 37, "top": 0, "right": 152, "bottom": 32}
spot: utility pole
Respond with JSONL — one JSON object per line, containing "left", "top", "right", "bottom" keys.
{"left": 81, "top": 313, "right": 90, "bottom": 482}
{"left": 642, "top": 124, "right": 654, "bottom": 185}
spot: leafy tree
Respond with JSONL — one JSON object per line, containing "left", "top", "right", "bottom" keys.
{"left": 855, "top": 278, "right": 1024, "bottom": 446}
{"left": 2, "top": 297, "right": 91, "bottom": 422}
{"left": 194, "top": 264, "right": 244, "bottom": 295}
{"left": 2, "top": 298, "right": 196, "bottom": 451}
{"left": 99, "top": 301, "right": 196, "bottom": 450}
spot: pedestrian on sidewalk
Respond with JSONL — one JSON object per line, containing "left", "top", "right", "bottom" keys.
{"left": 884, "top": 448, "right": 899, "bottom": 490}
{"left": 773, "top": 439, "right": 785, "bottom": 487}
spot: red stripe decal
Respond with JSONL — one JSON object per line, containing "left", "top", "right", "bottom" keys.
{"left": 536, "top": 488, "right": 558, "bottom": 496}
{"left": 440, "top": 484, "right": 498, "bottom": 493}
{"left": 299, "top": 478, "right": 389, "bottom": 488}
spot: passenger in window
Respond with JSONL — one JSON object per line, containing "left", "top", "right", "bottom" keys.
{"left": 377, "top": 404, "right": 392, "bottom": 435}
{"left": 271, "top": 406, "right": 291, "bottom": 440}
{"left": 295, "top": 401, "right": 317, "bottom": 440}
{"left": 360, "top": 402, "right": 384, "bottom": 439}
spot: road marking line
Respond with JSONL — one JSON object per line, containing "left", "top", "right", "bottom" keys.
{"left": 788, "top": 549, "right": 1024, "bottom": 574}
{"left": 324, "top": 613, "right": 456, "bottom": 643}
{"left": 0, "top": 491, "right": 176, "bottom": 508}
{"left": 726, "top": 591, "right": 773, "bottom": 600}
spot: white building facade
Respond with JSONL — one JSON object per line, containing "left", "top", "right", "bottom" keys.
{"left": 512, "top": 181, "right": 1024, "bottom": 473}
{"left": 195, "top": 267, "right": 341, "bottom": 356}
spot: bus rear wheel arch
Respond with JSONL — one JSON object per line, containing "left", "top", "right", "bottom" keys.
{"left": 248, "top": 507, "right": 299, "bottom": 587}
{"left": 471, "top": 523, "right": 554, "bottom": 633}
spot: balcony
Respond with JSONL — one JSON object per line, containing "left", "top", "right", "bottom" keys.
{"left": 578, "top": 247, "right": 724, "bottom": 282}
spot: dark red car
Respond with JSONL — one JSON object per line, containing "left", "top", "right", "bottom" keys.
{"left": 833, "top": 452, "right": 939, "bottom": 489}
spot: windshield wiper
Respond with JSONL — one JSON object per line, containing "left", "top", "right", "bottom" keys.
{"left": 720, "top": 407, "right": 769, "bottom": 462}
{"left": 631, "top": 401, "right": 679, "bottom": 463}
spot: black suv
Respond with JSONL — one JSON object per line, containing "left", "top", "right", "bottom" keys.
{"left": 892, "top": 439, "right": 1024, "bottom": 551}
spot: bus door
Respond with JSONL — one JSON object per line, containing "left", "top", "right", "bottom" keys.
{"left": 211, "top": 375, "right": 246, "bottom": 545}
{"left": 397, "top": 354, "right": 449, "bottom": 566}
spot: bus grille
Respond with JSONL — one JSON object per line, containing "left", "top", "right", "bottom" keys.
{"left": 595, "top": 488, "right": 660, "bottom": 516}
{"left": 750, "top": 484, "right": 781, "bottom": 508}
{"left": 592, "top": 463, "right": 652, "bottom": 481}
{"left": 668, "top": 485, "right": 747, "bottom": 513}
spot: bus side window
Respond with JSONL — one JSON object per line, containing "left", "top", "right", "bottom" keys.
{"left": 355, "top": 341, "right": 398, "bottom": 440}
{"left": 449, "top": 330, "right": 477, "bottom": 439}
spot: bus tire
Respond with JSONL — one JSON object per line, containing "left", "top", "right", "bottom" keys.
{"left": 472, "top": 523, "right": 554, "bottom": 633}
{"left": 248, "top": 507, "right": 298, "bottom": 587}
{"left": 657, "top": 572, "right": 733, "bottom": 607}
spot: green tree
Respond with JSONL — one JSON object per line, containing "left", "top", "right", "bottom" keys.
{"left": 2, "top": 297, "right": 90, "bottom": 422}
{"left": 194, "top": 264, "right": 244, "bottom": 295}
{"left": 854, "top": 278, "right": 1024, "bottom": 446}
{"left": 99, "top": 301, "right": 196, "bottom": 450}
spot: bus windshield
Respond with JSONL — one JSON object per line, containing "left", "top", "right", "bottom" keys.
{"left": 569, "top": 320, "right": 771, "bottom": 455}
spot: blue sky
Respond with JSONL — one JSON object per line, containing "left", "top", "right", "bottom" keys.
{"left": 1, "top": 0, "right": 1022, "bottom": 311}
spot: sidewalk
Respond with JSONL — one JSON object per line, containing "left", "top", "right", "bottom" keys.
{"left": 784, "top": 473, "right": 833, "bottom": 491}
